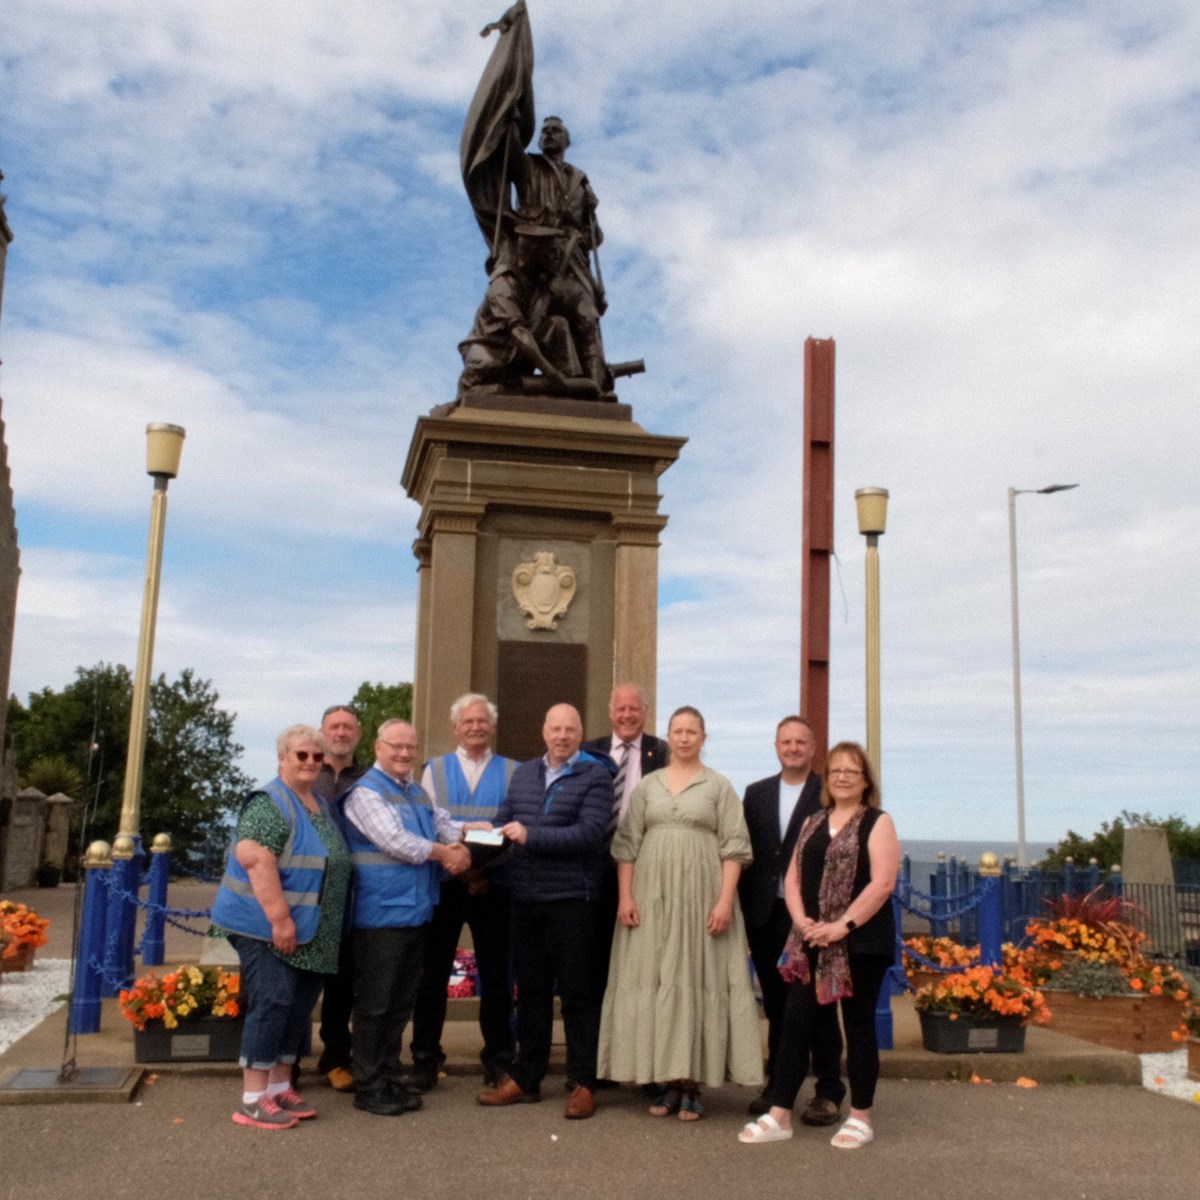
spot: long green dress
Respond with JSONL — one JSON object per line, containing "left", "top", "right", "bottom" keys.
{"left": 597, "top": 766, "right": 764, "bottom": 1087}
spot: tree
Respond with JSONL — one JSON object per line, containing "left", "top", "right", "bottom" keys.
{"left": 19, "top": 755, "right": 85, "bottom": 797}
{"left": 350, "top": 681, "right": 413, "bottom": 753}
{"left": 6, "top": 663, "right": 253, "bottom": 868}
{"left": 1042, "top": 811, "right": 1200, "bottom": 869}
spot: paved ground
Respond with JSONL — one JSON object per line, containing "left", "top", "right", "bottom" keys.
{"left": 4, "top": 881, "right": 1197, "bottom": 1200}
{"left": 1, "top": 1071, "right": 1198, "bottom": 1200}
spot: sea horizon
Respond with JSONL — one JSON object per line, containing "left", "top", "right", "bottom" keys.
{"left": 902, "top": 837, "right": 1055, "bottom": 866}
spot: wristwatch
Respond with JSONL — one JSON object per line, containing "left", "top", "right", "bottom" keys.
{"left": 844, "top": 918, "right": 857, "bottom": 931}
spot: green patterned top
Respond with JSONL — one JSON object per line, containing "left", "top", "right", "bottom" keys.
{"left": 210, "top": 791, "right": 351, "bottom": 975}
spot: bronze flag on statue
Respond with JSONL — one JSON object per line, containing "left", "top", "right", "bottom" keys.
{"left": 460, "top": 1, "right": 536, "bottom": 251}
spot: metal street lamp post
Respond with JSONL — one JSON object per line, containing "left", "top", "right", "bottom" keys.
{"left": 104, "top": 423, "right": 185, "bottom": 994}
{"left": 855, "top": 488, "right": 889, "bottom": 785}
{"left": 1008, "top": 482, "right": 1078, "bottom": 871}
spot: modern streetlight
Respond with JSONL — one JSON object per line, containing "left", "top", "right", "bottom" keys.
{"left": 1008, "top": 482, "right": 1078, "bottom": 870}
{"left": 117, "top": 424, "right": 186, "bottom": 841}
{"left": 855, "top": 487, "right": 889, "bottom": 785}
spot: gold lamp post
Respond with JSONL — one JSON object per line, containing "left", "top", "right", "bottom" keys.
{"left": 855, "top": 487, "right": 889, "bottom": 784}
{"left": 116, "top": 423, "right": 186, "bottom": 841}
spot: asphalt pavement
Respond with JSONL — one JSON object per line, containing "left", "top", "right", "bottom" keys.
{"left": 3, "top": 882, "right": 1196, "bottom": 1200}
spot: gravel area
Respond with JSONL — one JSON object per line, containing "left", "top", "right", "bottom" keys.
{"left": 0, "top": 959, "right": 72, "bottom": 1054}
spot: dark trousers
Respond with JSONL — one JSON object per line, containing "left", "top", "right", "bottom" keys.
{"left": 510, "top": 899, "right": 600, "bottom": 1095}
{"left": 747, "top": 899, "right": 843, "bottom": 1100}
{"left": 316, "top": 936, "right": 355, "bottom": 1073}
{"left": 411, "top": 880, "right": 514, "bottom": 1071}
{"left": 590, "top": 863, "right": 619, "bottom": 1007}
{"left": 351, "top": 925, "right": 427, "bottom": 1093}
{"left": 769, "top": 952, "right": 892, "bottom": 1113}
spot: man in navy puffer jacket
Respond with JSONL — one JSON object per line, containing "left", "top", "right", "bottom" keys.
{"left": 476, "top": 703, "right": 614, "bottom": 1120}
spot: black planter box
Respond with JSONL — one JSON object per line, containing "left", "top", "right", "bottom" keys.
{"left": 133, "top": 1017, "right": 244, "bottom": 1063}
{"left": 919, "top": 1009, "right": 1026, "bottom": 1054}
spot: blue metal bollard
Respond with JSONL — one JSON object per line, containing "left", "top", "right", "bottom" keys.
{"left": 1110, "top": 863, "right": 1122, "bottom": 898}
{"left": 977, "top": 857, "right": 1003, "bottom": 967}
{"left": 70, "top": 842, "right": 113, "bottom": 1034}
{"left": 141, "top": 833, "right": 172, "bottom": 966}
{"left": 1086, "top": 858, "right": 1100, "bottom": 893}
{"left": 102, "top": 835, "right": 142, "bottom": 996}
{"left": 874, "top": 895, "right": 907, "bottom": 1051}
{"left": 1063, "top": 856, "right": 1075, "bottom": 897}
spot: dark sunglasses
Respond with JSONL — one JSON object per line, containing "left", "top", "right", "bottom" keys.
{"left": 294, "top": 750, "right": 326, "bottom": 763}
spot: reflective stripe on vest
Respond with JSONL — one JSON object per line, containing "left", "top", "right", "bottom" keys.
{"left": 209, "top": 778, "right": 328, "bottom": 943}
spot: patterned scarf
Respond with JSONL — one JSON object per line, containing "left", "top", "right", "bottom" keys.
{"left": 777, "top": 805, "right": 868, "bottom": 1004}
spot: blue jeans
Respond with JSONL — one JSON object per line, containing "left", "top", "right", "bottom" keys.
{"left": 229, "top": 934, "right": 324, "bottom": 1071}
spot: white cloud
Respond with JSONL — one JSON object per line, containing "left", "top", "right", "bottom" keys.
{"left": 4, "top": 0, "right": 1199, "bottom": 846}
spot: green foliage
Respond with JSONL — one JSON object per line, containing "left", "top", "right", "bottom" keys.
{"left": 19, "top": 754, "right": 86, "bottom": 797}
{"left": 1041, "top": 810, "right": 1200, "bottom": 870}
{"left": 350, "top": 681, "right": 413, "bottom": 752}
{"left": 6, "top": 663, "right": 253, "bottom": 868}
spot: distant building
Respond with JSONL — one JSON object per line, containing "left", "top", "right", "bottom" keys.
{"left": 0, "top": 168, "right": 23, "bottom": 845}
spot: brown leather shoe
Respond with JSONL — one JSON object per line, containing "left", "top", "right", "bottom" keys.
{"left": 477, "top": 1076, "right": 540, "bottom": 1106}
{"left": 564, "top": 1085, "right": 596, "bottom": 1119}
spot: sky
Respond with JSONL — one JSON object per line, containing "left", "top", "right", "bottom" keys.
{"left": 2, "top": 0, "right": 1198, "bottom": 848}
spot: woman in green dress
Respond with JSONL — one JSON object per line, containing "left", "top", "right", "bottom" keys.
{"left": 598, "top": 706, "right": 762, "bottom": 1120}
{"left": 210, "top": 724, "right": 352, "bottom": 1131}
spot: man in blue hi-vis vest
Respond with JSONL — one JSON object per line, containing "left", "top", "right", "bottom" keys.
{"left": 410, "top": 693, "right": 518, "bottom": 1092}
{"left": 342, "top": 719, "right": 486, "bottom": 1117}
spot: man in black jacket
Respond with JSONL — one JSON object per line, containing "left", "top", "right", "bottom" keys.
{"left": 582, "top": 682, "right": 669, "bottom": 1002}
{"left": 739, "top": 716, "right": 843, "bottom": 1124}
{"left": 477, "top": 703, "right": 614, "bottom": 1120}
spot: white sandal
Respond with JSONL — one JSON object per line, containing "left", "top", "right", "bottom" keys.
{"left": 831, "top": 1116, "right": 874, "bottom": 1149}
{"left": 738, "top": 1114, "right": 794, "bottom": 1143}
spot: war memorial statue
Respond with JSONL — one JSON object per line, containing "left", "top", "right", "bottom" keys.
{"left": 457, "top": 2, "right": 641, "bottom": 403}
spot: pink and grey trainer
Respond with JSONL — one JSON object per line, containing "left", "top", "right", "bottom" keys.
{"left": 232, "top": 1094, "right": 299, "bottom": 1130}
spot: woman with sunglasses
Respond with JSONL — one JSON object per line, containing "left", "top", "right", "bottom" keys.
{"left": 738, "top": 741, "right": 899, "bottom": 1151}
{"left": 210, "top": 724, "right": 352, "bottom": 1131}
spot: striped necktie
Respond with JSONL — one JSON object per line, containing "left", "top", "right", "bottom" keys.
{"left": 608, "top": 741, "right": 633, "bottom": 836}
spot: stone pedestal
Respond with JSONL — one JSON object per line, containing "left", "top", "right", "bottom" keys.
{"left": 402, "top": 396, "right": 685, "bottom": 761}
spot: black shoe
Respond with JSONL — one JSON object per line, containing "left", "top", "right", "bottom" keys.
{"left": 408, "top": 1055, "right": 442, "bottom": 1094}
{"left": 388, "top": 1083, "right": 424, "bottom": 1113}
{"left": 354, "top": 1088, "right": 415, "bottom": 1117}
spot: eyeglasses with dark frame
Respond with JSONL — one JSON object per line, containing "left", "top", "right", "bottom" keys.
{"left": 827, "top": 767, "right": 864, "bottom": 778}
{"left": 293, "top": 750, "right": 326, "bottom": 764}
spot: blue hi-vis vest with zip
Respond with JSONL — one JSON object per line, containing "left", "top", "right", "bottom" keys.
{"left": 428, "top": 753, "right": 517, "bottom": 821}
{"left": 344, "top": 767, "right": 440, "bottom": 929}
{"left": 210, "top": 778, "right": 329, "bottom": 944}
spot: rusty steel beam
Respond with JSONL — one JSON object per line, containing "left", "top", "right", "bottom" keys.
{"left": 801, "top": 337, "right": 834, "bottom": 767}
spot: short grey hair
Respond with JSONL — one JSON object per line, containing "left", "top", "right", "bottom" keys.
{"left": 450, "top": 693, "right": 498, "bottom": 724}
{"left": 376, "top": 718, "right": 417, "bottom": 743}
{"left": 277, "top": 724, "right": 330, "bottom": 759}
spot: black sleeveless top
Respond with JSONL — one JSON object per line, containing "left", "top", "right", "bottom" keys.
{"left": 799, "top": 806, "right": 896, "bottom": 957}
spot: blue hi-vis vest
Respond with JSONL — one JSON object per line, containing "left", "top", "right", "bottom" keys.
{"left": 344, "top": 767, "right": 441, "bottom": 929}
{"left": 428, "top": 753, "right": 517, "bottom": 821}
{"left": 210, "top": 778, "right": 329, "bottom": 944}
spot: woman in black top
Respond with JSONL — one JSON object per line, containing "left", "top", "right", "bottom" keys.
{"left": 738, "top": 741, "right": 899, "bottom": 1150}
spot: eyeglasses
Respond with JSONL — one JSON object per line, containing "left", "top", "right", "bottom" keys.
{"left": 293, "top": 750, "right": 326, "bottom": 763}
{"left": 379, "top": 740, "right": 419, "bottom": 753}
{"left": 827, "top": 768, "right": 863, "bottom": 779}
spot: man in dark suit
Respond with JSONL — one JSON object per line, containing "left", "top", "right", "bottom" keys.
{"left": 582, "top": 683, "right": 669, "bottom": 1005}
{"left": 739, "top": 715, "right": 843, "bottom": 1124}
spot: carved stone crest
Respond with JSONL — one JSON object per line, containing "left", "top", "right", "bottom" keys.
{"left": 512, "top": 551, "right": 577, "bottom": 631}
